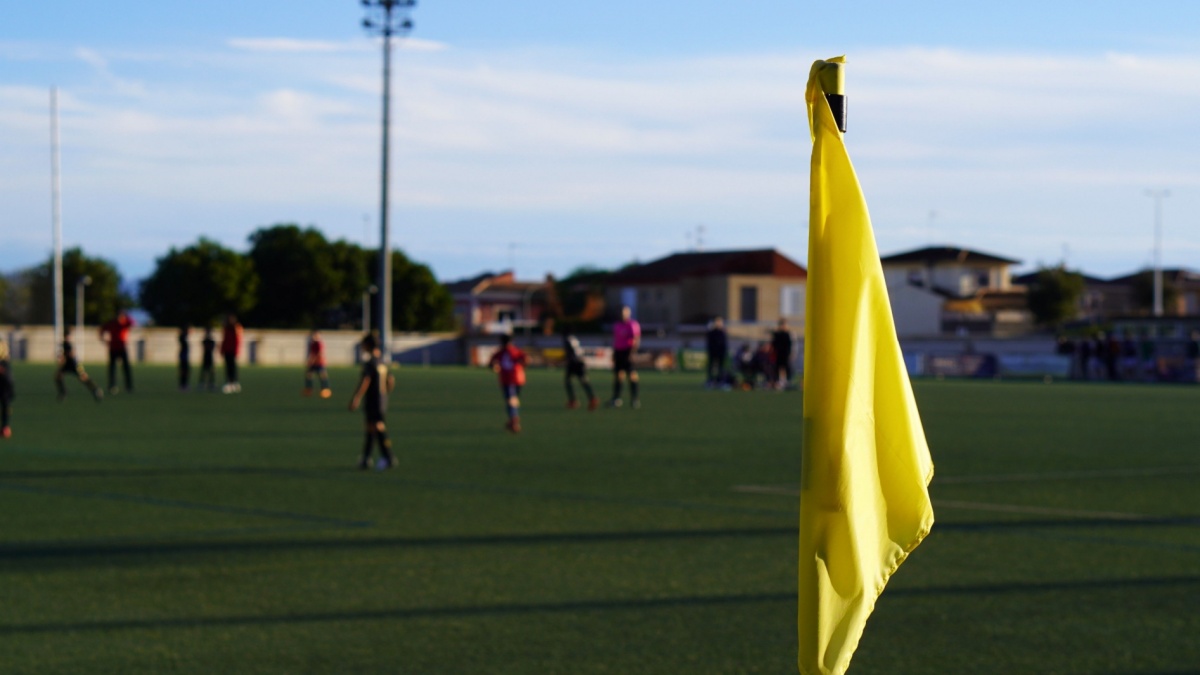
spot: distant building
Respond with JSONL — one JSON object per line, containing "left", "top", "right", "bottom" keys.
{"left": 880, "top": 245, "right": 1029, "bottom": 337}
{"left": 446, "top": 271, "right": 550, "bottom": 334}
{"left": 603, "top": 248, "right": 807, "bottom": 338}
{"left": 1107, "top": 268, "right": 1200, "bottom": 317}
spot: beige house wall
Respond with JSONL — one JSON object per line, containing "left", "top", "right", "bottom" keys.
{"left": 0, "top": 325, "right": 457, "bottom": 367}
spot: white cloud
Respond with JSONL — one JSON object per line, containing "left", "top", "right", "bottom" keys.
{"left": 5, "top": 42, "right": 1200, "bottom": 279}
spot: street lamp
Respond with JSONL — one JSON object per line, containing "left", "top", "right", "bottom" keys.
{"left": 1146, "top": 189, "right": 1170, "bottom": 317}
{"left": 361, "top": 0, "right": 415, "bottom": 360}
{"left": 75, "top": 275, "right": 91, "bottom": 361}
{"left": 362, "top": 284, "right": 378, "bottom": 332}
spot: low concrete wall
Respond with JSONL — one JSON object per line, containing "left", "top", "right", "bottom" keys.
{"left": 1, "top": 325, "right": 463, "bottom": 367}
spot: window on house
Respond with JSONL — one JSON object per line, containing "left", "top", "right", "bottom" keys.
{"left": 740, "top": 286, "right": 758, "bottom": 323}
{"left": 780, "top": 285, "right": 804, "bottom": 317}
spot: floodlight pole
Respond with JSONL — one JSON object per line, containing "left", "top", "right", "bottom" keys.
{"left": 362, "top": 0, "right": 415, "bottom": 361}
{"left": 76, "top": 275, "right": 91, "bottom": 362}
{"left": 1146, "top": 189, "right": 1169, "bottom": 317}
{"left": 50, "top": 87, "right": 65, "bottom": 358}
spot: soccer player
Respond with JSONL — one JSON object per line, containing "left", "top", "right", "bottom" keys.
{"left": 55, "top": 327, "right": 103, "bottom": 402}
{"left": 99, "top": 310, "right": 135, "bottom": 394}
{"left": 488, "top": 333, "right": 527, "bottom": 432}
{"left": 220, "top": 314, "right": 243, "bottom": 394}
{"left": 178, "top": 325, "right": 191, "bottom": 391}
{"left": 199, "top": 327, "right": 217, "bottom": 392}
{"left": 349, "top": 333, "right": 397, "bottom": 470}
{"left": 303, "top": 330, "right": 332, "bottom": 398}
{"left": 562, "top": 330, "right": 597, "bottom": 410}
{"left": 609, "top": 305, "right": 641, "bottom": 408}
{"left": 0, "top": 336, "right": 13, "bottom": 439}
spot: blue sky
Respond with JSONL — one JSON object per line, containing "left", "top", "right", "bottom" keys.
{"left": 5, "top": 1, "right": 1200, "bottom": 285}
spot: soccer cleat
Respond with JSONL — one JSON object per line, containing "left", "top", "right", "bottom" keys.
{"left": 302, "top": 387, "right": 313, "bottom": 397}
{"left": 567, "top": 400, "right": 580, "bottom": 409}
{"left": 509, "top": 417, "right": 522, "bottom": 433}
{"left": 93, "top": 388, "right": 104, "bottom": 402}
{"left": 320, "top": 388, "right": 333, "bottom": 399}
{"left": 608, "top": 398, "right": 623, "bottom": 408}
{"left": 632, "top": 399, "right": 641, "bottom": 409}
{"left": 357, "top": 457, "right": 371, "bottom": 471}
{"left": 1, "top": 426, "right": 10, "bottom": 439}
{"left": 588, "top": 397, "right": 599, "bottom": 411}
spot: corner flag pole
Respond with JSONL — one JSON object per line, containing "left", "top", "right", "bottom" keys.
{"left": 50, "top": 87, "right": 64, "bottom": 358}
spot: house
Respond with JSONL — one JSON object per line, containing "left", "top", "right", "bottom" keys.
{"left": 602, "top": 248, "right": 807, "bottom": 338}
{"left": 880, "top": 245, "right": 1028, "bottom": 336}
{"left": 1107, "top": 268, "right": 1200, "bottom": 317}
{"left": 446, "top": 271, "right": 552, "bottom": 334}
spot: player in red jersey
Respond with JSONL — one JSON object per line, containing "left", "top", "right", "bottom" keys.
{"left": 488, "top": 333, "right": 527, "bottom": 433}
{"left": 303, "top": 330, "right": 332, "bottom": 398}
{"left": 220, "top": 314, "right": 243, "bottom": 394}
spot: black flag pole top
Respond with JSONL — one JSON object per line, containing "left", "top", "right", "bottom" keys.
{"left": 817, "top": 60, "right": 847, "bottom": 133}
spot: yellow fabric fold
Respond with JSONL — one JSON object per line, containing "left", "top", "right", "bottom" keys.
{"left": 798, "top": 57, "right": 935, "bottom": 675}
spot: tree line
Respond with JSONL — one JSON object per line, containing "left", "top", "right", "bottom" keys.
{"left": 0, "top": 224, "right": 455, "bottom": 332}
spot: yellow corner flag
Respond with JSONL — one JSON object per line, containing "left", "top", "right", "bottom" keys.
{"left": 798, "top": 56, "right": 935, "bottom": 675}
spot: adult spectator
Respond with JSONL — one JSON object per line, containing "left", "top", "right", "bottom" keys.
{"left": 771, "top": 318, "right": 795, "bottom": 389}
{"left": 99, "top": 310, "right": 135, "bottom": 394}
{"left": 705, "top": 317, "right": 728, "bottom": 388}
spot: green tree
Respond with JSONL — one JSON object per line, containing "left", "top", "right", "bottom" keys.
{"left": 139, "top": 238, "right": 258, "bottom": 327}
{"left": 1026, "top": 265, "right": 1085, "bottom": 328}
{"left": 389, "top": 250, "right": 455, "bottom": 332}
{"left": 25, "top": 248, "right": 132, "bottom": 325}
{"left": 246, "top": 224, "right": 345, "bottom": 328}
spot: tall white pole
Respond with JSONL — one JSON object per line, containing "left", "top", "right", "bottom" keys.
{"left": 50, "top": 87, "right": 64, "bottom": 356}
{"left": 1146, "top": 189, "right": 1170, "bottom": 317}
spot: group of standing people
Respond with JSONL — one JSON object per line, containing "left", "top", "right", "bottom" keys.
{"left": 706, "top": 317, "right": 796, "bottom": 391}
{"left": 1058, "top": 330, "right": 1200, "bottom": 382}
{"left": 177, "top": 314, "right": 244, "bottom": 394}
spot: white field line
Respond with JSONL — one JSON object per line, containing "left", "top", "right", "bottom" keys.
{"left": 731, "top": 485, "right": 1149, "bottom": 520}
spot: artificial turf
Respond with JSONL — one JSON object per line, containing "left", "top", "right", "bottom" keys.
{"left": 1, "top": 364, "right": 1199, "bottom": 674}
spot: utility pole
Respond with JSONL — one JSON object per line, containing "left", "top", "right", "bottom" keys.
{"left": 1146, "top": 189, "right": 1170, "bottom": 317}
{"left": 361, "top": 0, "right": 415, "bottom": 360}
{"left": 50, "top": 87, "right": 64, "bottom": 358}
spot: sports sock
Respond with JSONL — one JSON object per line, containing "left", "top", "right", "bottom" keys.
{"left": 1, "top": 400, "right": 8, "bottom": 427}
{"left": 362, "top": 431, "right": 374, "bottom": 461}
{"left": 582, "top": 381, "right": 595, "bottom": 400}
{"left": 506, "top": 403, "right": 517, "bottom": 420}
{"left": 630, "top": 380, "right": 640, "bottom": 400}
{"left": 377, "top": 430, "right": 394, "bottom": 460}
{"left": 565, "top": 379, "right": 576, "bottom": 403}
{"left": 55, "top": 377, "right": 66, "bottom": 396}
{"left": 613, "top": 379, "right": 623, "bottom": 401}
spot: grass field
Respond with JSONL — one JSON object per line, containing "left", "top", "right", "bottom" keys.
{"left": 2, "top": 363, "right": 1200, "bottom": 674}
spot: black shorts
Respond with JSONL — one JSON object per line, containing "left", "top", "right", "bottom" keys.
{"left": 62, "top": 358, "right": 81, "bottom": 375}
{"left": 613, "top": 349, "right": 634, "bottom": 374}
{"left": 364, "top": 406, "right": 386, "bottom": 425}
{"left": 500, "top": 384, "right": 522, "bottom": 400}
{"left": 567, "top": 361, "right": 586, "bottom": 378}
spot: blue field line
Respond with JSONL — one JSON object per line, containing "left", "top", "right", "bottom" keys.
{"left": 0, "top": 481, "right": 373, "bottom": 529}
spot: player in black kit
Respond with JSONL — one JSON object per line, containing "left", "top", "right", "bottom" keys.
{"left": 54, "top": 328, "right": 103, "bottom": 402}
{"left": 563, "top": 331, "right": 598, "bottom": 410}
{"left": 348, "top": 333, "right": 397, "bottom": 471}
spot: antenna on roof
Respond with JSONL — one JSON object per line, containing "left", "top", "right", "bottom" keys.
{"left": 696, "top": 224, "right": 706, "bottom": 252}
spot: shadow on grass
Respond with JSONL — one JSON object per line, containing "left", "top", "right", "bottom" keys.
{"left": 4, "top": 575, "right": 1200, "bottom": 636}
{"left": 0, "top": 591, "right": 794, "bottom": 636}
{"left": 0, "top": 525, "right": 797, "bottom": 566}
